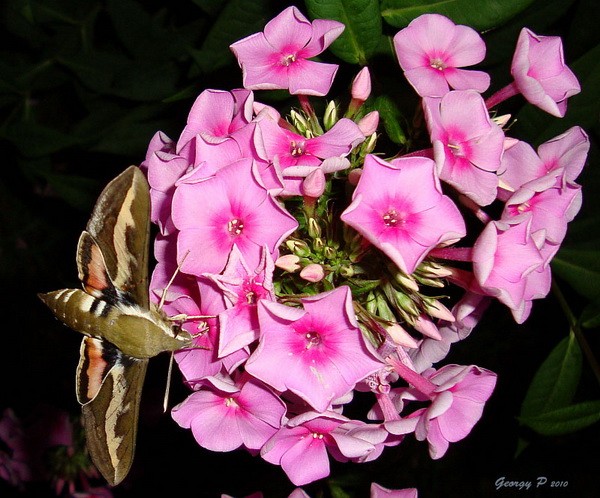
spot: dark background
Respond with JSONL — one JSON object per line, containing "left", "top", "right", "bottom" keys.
{"left": 1, "top": 0, "right": 599, "bottom": 497}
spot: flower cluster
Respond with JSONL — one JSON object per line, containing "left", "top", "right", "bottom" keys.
{"left": 141, "top": 7, "right": 586, "bottom": 488}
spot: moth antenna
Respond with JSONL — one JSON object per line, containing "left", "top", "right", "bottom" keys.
{"left": 163, "top": 352, "right": 175, "bottom": 413}
{"left": 158, "top": 250, "right": 191, "bottom": 310}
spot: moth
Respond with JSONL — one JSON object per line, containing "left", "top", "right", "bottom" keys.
{"left": 39, "top": 166, "right": 192, "bottom": 486}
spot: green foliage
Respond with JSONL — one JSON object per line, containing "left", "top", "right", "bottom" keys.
{"left": 380, "top": 0, "right": 536, "bottom": 30}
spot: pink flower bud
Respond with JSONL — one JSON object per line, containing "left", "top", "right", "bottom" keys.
{"left": 302, "top": 168, "right": 326, "bottom": 198}
{"left": 357, "top": 111, "right": 379, "bottom": 136}
{"left": 300, "top": 263, "right": 325, "bottom": 282}
{"left": 351, "top": 67, "right": 372, "bottom": 101}
{"left": 385, "top": 323, "right": 420, "bottom": 349}
{"left": 275, "top": 254, "right": 301, "bottom": 272}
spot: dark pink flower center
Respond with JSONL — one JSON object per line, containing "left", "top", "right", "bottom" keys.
{"left": 290, "top": 140, "right": 306, "bottom": 157}
{"left": 227, "top": 218, "right": 244, "bottom": 236}
{"left": 305, "top": 331, "right": 321, "bottom": 348}
{"left": 383, "top": 208, "right": 405, "bottom": 227}
{"left": 282, "top": 53, "right": 297, "bottom": 66}
{"left": 224, "top": 397, "right": 239, "bottom": 408}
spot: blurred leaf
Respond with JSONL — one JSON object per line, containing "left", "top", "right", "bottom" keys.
{"left": 305, "top": 0, "right": 382, "bottom": 65}
{"left": 552, "top": 248, "right": 600, "bottom": 302}
{"left": 37, "top": 170, "right": 99, "bottom": 211}
{"left": 373, "top": 94, "right": 407, "bottom": 145}
{"left": 193, "top": 0, "right": 273, "bottom": 74}
{"left": 380, "top": 0, "right": 535, "bottom": 31}
{"left": 519, "top": 400, "right": 600, "bottom": 435}
{"left": 520, "top": 335, "right": 582, "bottom": 419}
{"left": 2, "top": 121, "right": 81, "bottom": 157}
{"left": 581, "top": 302, "right": 600, "bottom": 328}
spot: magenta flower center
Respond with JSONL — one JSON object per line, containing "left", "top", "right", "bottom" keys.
{"left": 281, "top": 53, "right": 297, "bottom": 67}
{"left": 383, "top": 208, "right": 406, "bottom": 227}
{"left": 225, "top": 397, "right": 239, "bottom": 408}
{"left": 447, "top": 141, "right": 466, "bottom": 158}
{"left": 305, "top": 331, "right": 322, "bottom": 348}
{"left": 228, "top": 218, "right": 245, "bottom": 236}
{"left": 290, "top": 140, "right": 306, "bottom": 157}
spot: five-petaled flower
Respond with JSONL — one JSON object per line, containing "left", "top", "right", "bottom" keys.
{"left": 230, "top": 6, "right": 344, "bottom": 96}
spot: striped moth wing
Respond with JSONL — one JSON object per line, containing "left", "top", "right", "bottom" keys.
{"left": 38, "top": 166, "right": 191, "bottom": 486}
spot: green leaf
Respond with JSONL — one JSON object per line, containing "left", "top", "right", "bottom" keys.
{"left": 380, "top": 0, "right": 536, "bottom": 31}
{"left": 581, "top": 302, "right": 600, "bottom": 329}
{"left": 373, "top": 94, "right": 407, "bottom": 145}
{"left": 519, "top": 400, "right": 600, "bottom": 436}
{"left": 552, "top": 248, "right": 600, "bottom": 302}
{"left": 1, "top": 121, "right": 80, "bottom": 157}
{"left": 520, "top": 335, "right": 582, "bottom": 419}
{"left": 305, "top": 0, "right": 382, "bottom": 65}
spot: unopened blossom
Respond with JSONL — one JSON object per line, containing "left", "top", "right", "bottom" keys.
{"left": 299, "top": 263, "right": 325, "bottom": 282}
{"left": 341, "top": 154, "right": 466, "bottom": 274}
{"left": 230, "top": 6, "right": 344, "bottom": 96}
{"left": 246, "top": 287, "right": 384, "bottom": 412}
{"left": 357, "top": 111, "right": 380, "bottom": 136}
{"left": 393, "top": 14, "right": 489, "bottom": 97}
{"left": 172, "top": 375, "right": 286, "bottom": 452}
{"left": 472, "top": 216, "right": 544, "bottom": 312}
{"left": 424, "top": 90, "right": 505, "bottom": 206}
{"left": 511, "top": 28, "right": 581, "bottom": 117}
{"left": 172, "top": 158, "right": 298, "bottom": 275}
{"left": 351, "top": 67, "right": 372, "bottom": 101}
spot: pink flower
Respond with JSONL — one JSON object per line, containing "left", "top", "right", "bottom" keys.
{"left": 393, "top": 14, "right": 489, "bottom": 97}
{"left": 172, "top": 375, "right": 286, "bottom": 452}
{"left": 351, "top": 67, "right": 372, "bottom": 101}
{"left": 202, "top": 245, "right": 275, "bottom": 357}
{"left": 246, "top": 287, "right": 384, "bottom": 412}
{"left": 371, "top": 483, "right": 418, "bottom": 498}
{"left": 511, "top": 28, "right": 581, "bottom": 117}
{"left": 230, "top": 6, "right": 344, "bottom": 96}
{"left": 472, "top": 217, "right": 544, "bottom": 312}
{"left": 424, "top": 90, "right": 505, "bottom": 206}
{"left": 255, "top": 115, "right": 364, "bottom": 195}
{"left": 412, "top": 365, "right": 497, "bottom": 459}
{"left": 172, "top": 158, "right": 298, "bottom": 275}
{"left": 341, "top": 154, "right": 466, "bottom": 274}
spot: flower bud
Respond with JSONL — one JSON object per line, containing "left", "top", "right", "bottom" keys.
{"left": 357, "top": 111, "right": 379, "bottom": 136}
{"left": 338, "top": 264, "right": 354, "bottom": 278}
{"left": 302, "top": 169, "right": 326, "bottom": 198}
{"left": 300, "top": 263, "right": 325, "bottom": 282}
{"left": 286, "top": 239, "right": 311, "bottom": 257}
{"left": 348, "top": 168, "right": 362, "bottom": 186}
{"left": 275, "top": 254, "right": 301, "bottom": 272}
{"left": 323, "top": 245, "right": 336, "bottom": 260}
{"left": 424, "top": 298, "right": 455, "bottom": 322}
{"left": 307, "top": 217, "right": 322, "bottom": 239}
{"left": 290, "top": 109, "right": 309, "bottom": 135}
{"left": 413, "top": 314, "right": 442, "bottom": 340}
{"left": 351, "top": 67, "right": 372, "bottom": 102}
{"left": 385, "top": 323, "right": 419, "bottom": 349}
{"left": 323, "top": 100, "right": 338, "bottom": 130}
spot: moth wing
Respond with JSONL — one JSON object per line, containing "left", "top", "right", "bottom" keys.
{"left": 79, "top": 339, "right": 148, "bottom": 486}
{"left": 76, "top": 232, "right": 118, "bottom": 303}
{"left": 84, "top": 166, "right": 151, "bottom": 309}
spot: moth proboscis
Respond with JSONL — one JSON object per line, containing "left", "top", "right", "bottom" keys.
{"left": 38, "top": 165, "right": 192, "bottom": 486}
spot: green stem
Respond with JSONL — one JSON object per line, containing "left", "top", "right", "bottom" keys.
{"left": 552, "top": 280, "right": 600, "bottom": 387}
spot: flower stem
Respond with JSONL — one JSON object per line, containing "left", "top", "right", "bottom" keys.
{"left": 485, "top": 82, "right": 519, "bottom": 110}
{"left": 387, "top": 356, "right": 436, "bottom": 397}
{"left": 428, "top": 246, "right": 472, "bottom": 262}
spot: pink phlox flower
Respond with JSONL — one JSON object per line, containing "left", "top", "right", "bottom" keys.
{"left": 230, "top": 6, "right": 344, "bottom": 96}
{"left": 472, "top": 216, "right": 544, "bottom": 312}
{"left": 425, "top": 90, "right": 505, "bottom": 206}
{"left": 202, "top": 245, "right": 275, "bottom": 357}
{"left": 246, "top": 287, "right": 385, "bottom": 412}
{"left": 371, "top": 483, "right": 419, "bottom": 498}
{"left": 333, "top": 421, "right": 399, "bottom": 463}
{"left": 172, "top": 373, "right": 286, "bottom": 452}
{"left": 341, "top": 154, "right": 466, "bottom": 274}
{"left": 393, "top": 14, "right": 490, "bottom": 97}
{"left": 177, "top": 89, "right": 254, "bottom": 153}
{"left": 0, "top": 409, "right": 34, "bottom": 487}
{"left": 172, "top": 158, "right": 298, "bottom": 276}
{"left": 498, "top": 126, "right": 589, "bottom": 194}
{"left": 501, "top": 170, "right": 582, "bottom": 245}
{"left": 288, "top": 489, "right": 311, "bottom": 498}
{"left": 416, "top": 365, "right": 496, "bottom": 459}
{"left": 511, "top": 28, "right": 581, "bottom": 117}
{"left": 255, "top": 115, "right": 363, "bottom": 195}
{"left": 261, "top": 411, "right": 382, "bottom": 485}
